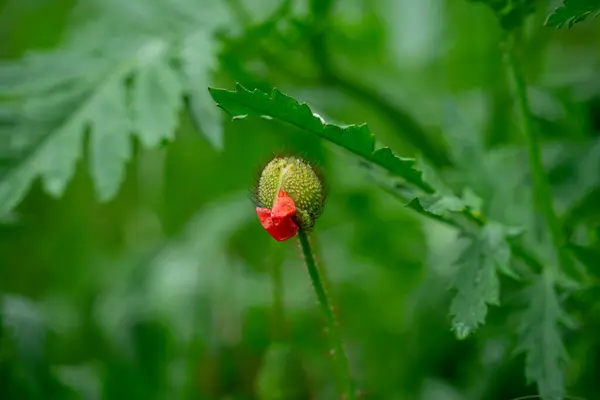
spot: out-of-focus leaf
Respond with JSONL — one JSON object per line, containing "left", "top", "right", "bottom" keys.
{"left": 406, "top": 189, "right": 482, "bottom": 223}
{"left": 449, "top": 222, "right": 513, "bottom": 339}
{"left": 181, "top": 30, "right": 223, "bottom": 149}
{"left": 54, "top": 364, "right": 100, "bottom": 400}
{"left": 0, "top": 0, "right": 228, "bottom": 216}
{"left": 517, "top": 271, "right": 569, "bottom": 400}
{"left": 468, "top": 0, "right": 536, "bottom": 30}
{"left": 208, "top": 84, "right": 434, "bottom": 193}
{"left": 1, "top": 294, "right": 45, "bottom": 361}
{"left": 545, "top": 0, "right": 600, "bottom": 28}
{"left": 132, "top": 42, "right": 184, "bottom": 148}
{"left": 255, "top": 342, "right": 310, "bottom": 400}
{"left": 568, "top": 243, "right": 600, "bottom": 278}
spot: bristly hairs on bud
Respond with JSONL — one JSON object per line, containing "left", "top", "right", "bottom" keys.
{"left": 250, "top": 149, "right": 328, "bottom": 212}
{"left": 251, "top": 151, "right": 328, "bottom": 239}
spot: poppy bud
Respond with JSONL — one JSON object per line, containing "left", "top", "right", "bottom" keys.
{"left": 255, "top": 156, "right": 325, "bottom": 241}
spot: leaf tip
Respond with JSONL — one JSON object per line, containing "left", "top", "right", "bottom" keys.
{"left": 452, "top": 322, "right": 473, "bottom": 340}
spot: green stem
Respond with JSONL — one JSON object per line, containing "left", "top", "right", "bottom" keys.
{"left": 297, "top": 229, "right": 356, "bottom": 400}
{"left": 503, "top": 32, "right": 575, "bottom": 278}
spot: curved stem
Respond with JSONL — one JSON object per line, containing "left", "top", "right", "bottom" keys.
{"left": 297, "top": 229, "right": 356, "bottom": 400}
{"left": 503, "top": 32, "right": 578, "bottom": 280}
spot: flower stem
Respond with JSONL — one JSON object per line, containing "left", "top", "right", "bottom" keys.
{"left": 297, "top": 229, "right": 356, "bottom": 400}
{"left": 503, "top": 32, "right": 576, "bottom": 279}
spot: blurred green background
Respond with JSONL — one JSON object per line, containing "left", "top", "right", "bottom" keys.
{"left": 1, "top": 0, "right": 600, "bottom": 399}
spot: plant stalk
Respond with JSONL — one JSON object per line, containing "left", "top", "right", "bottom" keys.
{"left": 297, "top": 229, "right": 356, "bottom": 400}
{"left": 503, "top": 32, "right": 575, "bottom": 278}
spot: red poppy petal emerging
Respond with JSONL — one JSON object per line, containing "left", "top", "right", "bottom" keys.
{"left": 271, "top": 216, "right": 299, "bottom": 242}
{"left": 256, "top": 207, "right": 274, "bottom": 230}
{"left": 271, "top": 191, "right": 296, "bottom": 219}
{"left": 255, "top": 191, "right": 299, "bottom": 242}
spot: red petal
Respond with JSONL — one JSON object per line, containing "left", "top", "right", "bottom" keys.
{"left": 256, "top": 207, "right": 273, "bottom": 231}
{"left": 255, "top": 191, "right": 299, "bottom": 242}
{"left": 271, "top": 191, "right": 296, "bottom": 219}
{"left": 270, "top": 216, "right": 299, "bottom": 242}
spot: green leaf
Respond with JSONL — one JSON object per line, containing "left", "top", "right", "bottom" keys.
{"left": 449, "top": 222, "right": 513, "bottom": 339}
{"left": 568, "top": 243, "right": 600, "bottom": 279}
{"left": 132, "top": 42, "right": 184, "bottom": 148}
{"left": 469, "top": 0, "right": 536, "bottom": 30}
{"left": 545, "top": 0, "right": 600, "bottom": 28}
{"left": 87, "top": 77, "right": 133, "bottom": 201}
{"left": 407, "top": 189, "right": 482, "bottom": 222}
{"left": 0, "top": 1, "right": 226, "bottom": 215}
{"left": 208, "top": 84, "right": 434, "bottom": 193}
{"left": 517, "top": 271, "right": 569, "bottom": 399}
{"left": 181, "top": 30, "right": 223, "bottom": 149}
{"left": 0, "top": 41, "right": 177, "bottom": 209}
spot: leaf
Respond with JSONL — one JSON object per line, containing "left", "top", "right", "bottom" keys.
{"left": 449, "top": 222, "right": 513, "bottom": 339}
{"left": 0, "top": 1, "right": 227, "bottom": 215}
{"left": 209, "top": 84, "right": 434, "bottom": 193}
{"left": 132, "top": 42, "right": 184, "bottom": 148}
{"left": 568, "top": 243, "right": 600, "bottom": 279}
{"left": 87, "top": 76, "right": 133, "bottom": 200}
{"left": 0, "top": 40, "right": 172, "bottom": 208}
{"left": 469, "top": 0, "right": 536, "bottom": 30}
{"left": 181, "top": 30, "right": 223, "bottom": 149}
{"left": 545, "top": 0, "right": 600, "bottom": 28}
{"left": 407, "top": 190, "right": 482, "bottom": 222}
{"left": 517, "top": 271, "right": 569, "bottom": 400}
{"left": 1, "top": 294, "right": 46, "bottom": 361}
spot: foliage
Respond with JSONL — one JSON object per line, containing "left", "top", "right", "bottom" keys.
{"left": 1, "top": 0, "right": 600, "bottom": 399}
{"left": 469, "top": 0, "right": 536, "bottom": 30}
{"left": 209, "top": 84, "right": 433, "bottom": 192}
{"left": 0, "top": 0, "right": 226, "bottom": 214}
{"left": 517, "top": 271, "right": 570, "bottom": 399}
{"left": 449, "top": 223, "right": 513, "bottom": 340}
{"left": 545, "top": 0, "right": 600, "bottom": 28}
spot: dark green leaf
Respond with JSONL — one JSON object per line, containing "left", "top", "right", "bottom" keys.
{"left": 208, "top": 84, "right": 434, "bottom": 193}
{"left": 568, "top": 243, "right": 600, "bottom": 278}
{"left": 545, "top": 0, "right": 600, "bottom": 28}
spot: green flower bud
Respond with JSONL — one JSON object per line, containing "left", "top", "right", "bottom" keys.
{"left": 256, "top": 156, "right": 325, "bottom": 232}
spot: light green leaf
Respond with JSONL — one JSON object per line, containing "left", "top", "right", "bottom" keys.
{"left": 132, "top": 43, "right": 183, "bottom": 147}
{"left": 517, "top": 271, "right": 569, "bottom": 399}
{"left": 89, "top": 78, "right": 132, "bottom": 201}
{"left": 407, "top": 190, "right": 481, "bottom": 221}
{"left": 0, "top": 53, "right": 134, "bottom": 208}
{"left": 545, "top": 0, "right": 600, "bottom": 28}
{"left": 209, "top": 84, "right": 434, "bottom": 192}
{"left": 182, "top": 30, "right": 223, "bottom": 149}
{"left": 0, "top": 1, "right": 225, "bottom": 215}
{"left": 450, "top": 222, "right": 512, "bottom": 339}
